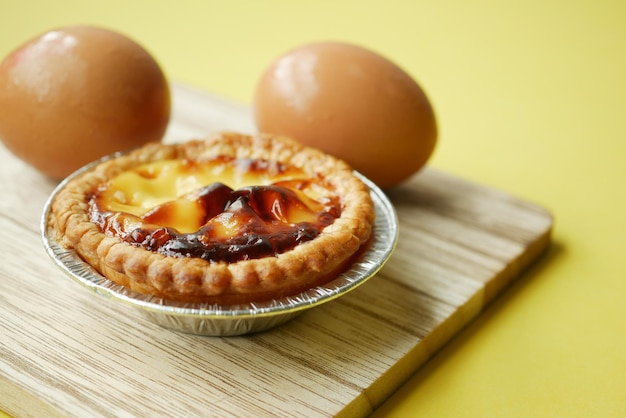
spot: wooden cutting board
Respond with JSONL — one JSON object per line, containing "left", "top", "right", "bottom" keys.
{"left": 0, "top": 83, "right": 553, "bottom": 417}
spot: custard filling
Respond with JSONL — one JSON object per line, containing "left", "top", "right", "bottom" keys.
{"left": 88, "top": 156, "right": 342, "bottom": 263}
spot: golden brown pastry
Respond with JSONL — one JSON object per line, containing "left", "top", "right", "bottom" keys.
{"left": 49, "top": 132, "right": 375, "bottom": 304}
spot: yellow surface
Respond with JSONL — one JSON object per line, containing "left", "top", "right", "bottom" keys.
{"left": 1, "top": 0, "right": 625, "bottom": 416}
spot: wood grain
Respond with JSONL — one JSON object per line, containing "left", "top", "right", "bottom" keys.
{"left": 0, "top": 82, "right": 553, "bottom": 417}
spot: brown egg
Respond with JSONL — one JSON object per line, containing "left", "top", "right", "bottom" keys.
{"left": 253, "top": 42, "right": 437, "bottom": 189}
{"left": 0, "top": 25, "right": 170, "bottom": 179}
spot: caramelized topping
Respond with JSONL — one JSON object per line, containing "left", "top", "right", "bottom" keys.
{"left": 88, "top": 157, "right": 341, "bottom": 262}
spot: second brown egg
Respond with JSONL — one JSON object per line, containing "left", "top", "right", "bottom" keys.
{"left": 253, "top": 42, "right": 437, "bottom": 189}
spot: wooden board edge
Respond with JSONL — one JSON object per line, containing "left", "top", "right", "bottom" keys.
{"left": 360, "top": 217, "right": 554, "bottom": 413}
{"left": 0, "top": 378, "right": 64, "bottom": 418}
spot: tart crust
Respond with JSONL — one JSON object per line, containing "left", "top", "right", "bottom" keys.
{"left": 49, "top": 132, "right": 375, "bottom": 304}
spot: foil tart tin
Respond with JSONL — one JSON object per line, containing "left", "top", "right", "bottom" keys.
{"left": 41, "top": 154, "right": 398, "bottom": 336}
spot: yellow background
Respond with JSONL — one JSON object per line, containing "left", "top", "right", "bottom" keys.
{"left": 1, "top": 0, "right": 625, "bottom": 416}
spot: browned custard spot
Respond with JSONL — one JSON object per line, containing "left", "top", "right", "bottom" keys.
{"left": 88, "top": 157, "right": 341, "bottom": 263}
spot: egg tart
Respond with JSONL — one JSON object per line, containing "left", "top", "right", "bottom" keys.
{"left": 49, "top": 132, "right": 375, "bottom": 304}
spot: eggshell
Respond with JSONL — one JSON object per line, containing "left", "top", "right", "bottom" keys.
{"left": 253, "top": 42, "right": 437, "bottom": 189}
{"left": 0, "top": 25, "right": 171, "bottom": 179}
